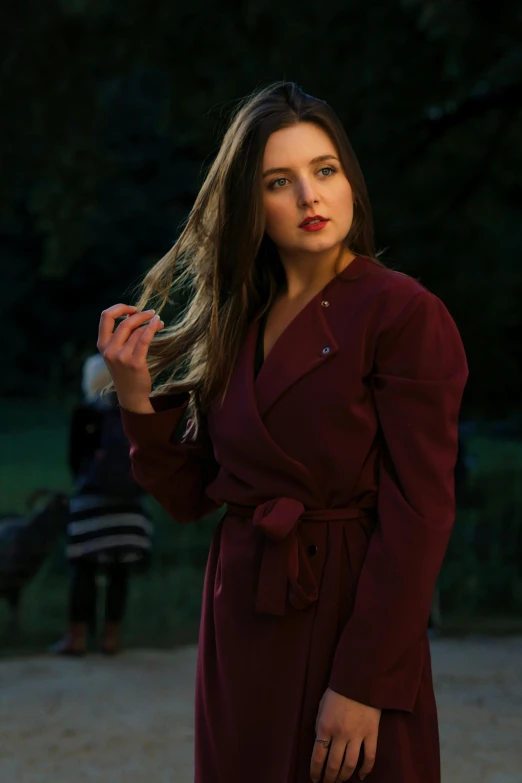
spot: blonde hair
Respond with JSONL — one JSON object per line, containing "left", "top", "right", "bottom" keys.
{"left": 82, "top": 354, "right": 112, "bottom": 402}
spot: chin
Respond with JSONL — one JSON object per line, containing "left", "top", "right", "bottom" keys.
{"left": 299, "top": 237, "right": 342, "bottom": 254}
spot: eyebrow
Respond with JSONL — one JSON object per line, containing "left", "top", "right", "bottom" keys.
{"left": 262, "top": 154, "right": 340, "bottom": 178}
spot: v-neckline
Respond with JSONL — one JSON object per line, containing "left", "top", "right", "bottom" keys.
{"left": 258, "top": 255, "right": 361, "bottom": 366}
{"left": 254, "top": 309, "right": 268, "bottom": 379}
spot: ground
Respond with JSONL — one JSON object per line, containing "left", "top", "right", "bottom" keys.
{"left": 0, "top": 637, "right": 521, "bottom": 782}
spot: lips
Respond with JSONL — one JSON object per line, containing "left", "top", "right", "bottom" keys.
{"left": 299, "top": 215, "right": 328, "bottom": 227}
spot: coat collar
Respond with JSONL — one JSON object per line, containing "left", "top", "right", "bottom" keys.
{"left": 251, "top": 293, "right": 338, "bottom": 418}
{"left": 218, "top": 255, "right": 376, "bottom": 423}
{"left": 249, "top": 254, "right": 374, "bottom": 419}
{"left": 207, "top": 256, "right": 376, "bottom": 501}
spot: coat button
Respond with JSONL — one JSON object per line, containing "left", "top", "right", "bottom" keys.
{"left": 322, "top": 346, "right": 330, "bottom": 355}
{"left": 307, "top": 544, "right": 318, "bottom": 557}
{"left": 321, "top": 300, "right": 330, "bottom": 307}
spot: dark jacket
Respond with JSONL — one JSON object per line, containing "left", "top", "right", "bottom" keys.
{"left": 67, "top": 394, "right": 151, "bottom": 565}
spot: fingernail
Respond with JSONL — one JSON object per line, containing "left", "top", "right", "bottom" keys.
{"left": 152, "top": 314, "right": 160, "bottom": 322}
{"left": 359, "top": 775, "right": 366, "bottom": 781}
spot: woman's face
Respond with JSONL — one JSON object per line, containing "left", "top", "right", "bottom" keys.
{"left": 261, "top": 122, "right": 354, "bottom": 258}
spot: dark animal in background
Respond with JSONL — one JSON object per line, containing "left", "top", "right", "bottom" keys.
{"left": 0, "top": 489, "right": 69, "bottom": 629}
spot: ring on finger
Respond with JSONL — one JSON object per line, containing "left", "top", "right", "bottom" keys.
{"left": 314, "top": 737, "right": 331, "bottom": 749}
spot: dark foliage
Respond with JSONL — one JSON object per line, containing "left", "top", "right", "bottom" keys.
{"left": 0, "top": 0, "right": 520, "bottom": 417}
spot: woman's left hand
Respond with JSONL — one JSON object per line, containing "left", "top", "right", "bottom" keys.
{"left": 310, "top": 688, "right": 381, "bottom": 782}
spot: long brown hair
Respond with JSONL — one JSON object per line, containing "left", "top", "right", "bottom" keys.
{"left": 135, "top": 81, "right": 377, "bottom": 438}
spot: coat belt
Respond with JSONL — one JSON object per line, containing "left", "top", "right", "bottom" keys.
{"left": 226, "top": 497, "right": 376, "bottom": 616}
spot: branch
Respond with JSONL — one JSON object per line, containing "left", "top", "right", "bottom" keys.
{"left": 436, "top": 106, "right": 517, "bottom": 222}
{"left": 400, "top": 80, "right": 522, "bottom": 165}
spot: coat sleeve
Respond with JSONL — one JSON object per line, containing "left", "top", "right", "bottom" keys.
{"left": 120, "top": 393, "right": 223, "bottom": 524}
{"left": 328, "top": 288, "right": 468, "bottom": 712}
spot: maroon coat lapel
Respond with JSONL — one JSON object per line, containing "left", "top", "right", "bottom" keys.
{"left": 207, "top": 255, "right": 377, "bottom": 502}
{"left": 208, "top": 302, "right": 338, "bottom": 501}
{"left": 253, "top": 297, "right": 339, "bottom": 419}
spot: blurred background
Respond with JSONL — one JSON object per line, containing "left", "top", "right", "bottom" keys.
{"left": 1, "top": 0, "right": 521, "bottom": 659}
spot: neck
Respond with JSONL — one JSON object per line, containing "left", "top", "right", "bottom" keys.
{"left": 276, "top": 244, "right": 356, "bottom": 301}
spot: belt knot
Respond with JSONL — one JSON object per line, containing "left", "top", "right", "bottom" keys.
{"left": 228, "top": 497, "right": 375, "bottom": 616}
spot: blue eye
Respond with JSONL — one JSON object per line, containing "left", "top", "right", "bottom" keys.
{"left": 319, "top": 166, "right": 336, "bottom": 177}
{"left": 269, "top": 177, "right": 288, "bottom": 190}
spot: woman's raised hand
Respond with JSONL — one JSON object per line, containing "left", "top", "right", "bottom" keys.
{"left": 97, "top": 304, "right": 165, "bottom": 414}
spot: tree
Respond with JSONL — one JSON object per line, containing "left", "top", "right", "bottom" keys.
{"left": 0, "top": 0, "right": 520, "bottom": 414}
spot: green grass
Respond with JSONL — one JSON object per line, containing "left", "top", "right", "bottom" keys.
{"left": 438, "top": 432, "right": 522, "bottom": 616}
{"left": 1, "top": 399, "right": 522, "bottom": 656}
{"left": 0, "top": 400, "right": 72, "bottom": 512}
{"left": 466, "top": 433, "right": 522, "bottom": 474}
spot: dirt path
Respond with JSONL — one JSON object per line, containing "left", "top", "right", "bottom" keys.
{"left": 0, "top": 637, "right": 521, "bottom": 782}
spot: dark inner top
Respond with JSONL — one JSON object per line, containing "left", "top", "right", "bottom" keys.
{"left": 254, "top": 310, "right": 267, "bottom": 379}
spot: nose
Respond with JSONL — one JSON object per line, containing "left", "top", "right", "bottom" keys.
{"left": 297, "top": 177, "right": 319, "bottom": 207}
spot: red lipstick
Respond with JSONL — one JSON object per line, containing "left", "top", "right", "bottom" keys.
{"left": 299, "top": 215, "right": 329, "bottom": 232}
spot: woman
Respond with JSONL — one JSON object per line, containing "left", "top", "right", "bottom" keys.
{"left": 51, "top": 354, "right": 152, "bottom": 656}
{"left": 98, "top": 83, "right": 468, "bottom": 782}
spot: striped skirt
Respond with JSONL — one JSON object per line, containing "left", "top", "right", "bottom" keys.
{"left": 67, "top": 493, "right": 153, "bottom": 567}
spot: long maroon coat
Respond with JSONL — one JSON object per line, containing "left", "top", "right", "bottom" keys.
{"left": 121, "top": 255, "right": 468, "bottom": 783}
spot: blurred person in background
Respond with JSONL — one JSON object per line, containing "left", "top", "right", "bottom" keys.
{"left": 97, "top": 83, "right": 467, "bottom": 783}
{"left": 51, "top": 354, "right": 152, "bottom": 656}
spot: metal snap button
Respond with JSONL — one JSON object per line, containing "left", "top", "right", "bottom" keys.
{"left": 307, "top": 544, "right": 318, "bottom": 557}
{"left": 321, "top": 300, "right": 330, "bottom": 307}
{"left": 322, "top": 346, "right": 330, "bottom": 355}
